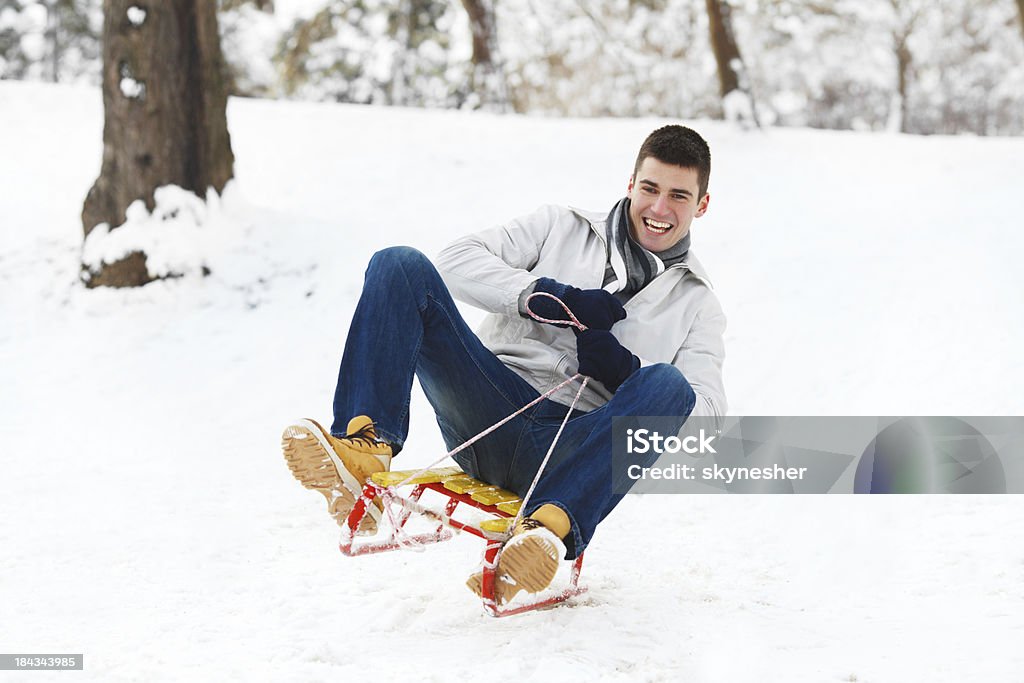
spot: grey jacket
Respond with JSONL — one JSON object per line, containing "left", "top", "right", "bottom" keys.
{"left": 436, "top": 204, "right": 727, "bottom": 422}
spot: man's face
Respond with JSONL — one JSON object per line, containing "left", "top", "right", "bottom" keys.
{"left": 627, "top": 156, "right": 710, "bottom": 252}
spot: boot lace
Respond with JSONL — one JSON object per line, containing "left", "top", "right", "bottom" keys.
{"left": 516, "top": 517, "right": 547, "bottom": 534}
{"left": 343, "top": 422, "right": 383, "bottom": 449}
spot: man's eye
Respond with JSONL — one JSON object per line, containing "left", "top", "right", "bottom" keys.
{"left": 672, "top": 194, "right": 687, "bottom": 201}
{"left": 642, "top": 186, "right": 656, "bottom": 194}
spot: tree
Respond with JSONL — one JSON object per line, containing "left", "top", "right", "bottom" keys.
{"left": 219, "top": 0, "right": 272, "bottom": 9}
{"left": 885, "top": 0, "right": 925, "bottom": 133}
{"left": 704, "top": 0, "right": 758, "bottom": 126}
{"left": 277, "top": 0, "right": 459, "bottom": 107}
{"left": 458, "top": 0, "right": 507, "bottom": 109}
{"left": 0, "top": 0, "right": 99, "bottom": 83}
{"left": 497, "top": 0, "right": 716, "bottom": 118}
{"left": 218, "top": 0, "right": 276, "bottom": 96}
{"left": 81, "top": 0, "right": 234, "bottom": 287}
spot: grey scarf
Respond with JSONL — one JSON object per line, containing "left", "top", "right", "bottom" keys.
{"left": 603, "top": 197, "right": 690, "bottom": 297}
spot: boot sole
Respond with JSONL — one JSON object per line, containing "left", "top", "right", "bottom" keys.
{"left": 281, "top": 420, "right": 381, "bottom": 533}
{"left": 467, "top": 533, "right": 560, "bottom": 604}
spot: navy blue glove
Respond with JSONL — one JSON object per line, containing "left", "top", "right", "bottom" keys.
{"left": 529, "top": 278, "right": 626, "bottom": 331}
{"left": 576, "top": 329, "right": 640, "bottom": 392}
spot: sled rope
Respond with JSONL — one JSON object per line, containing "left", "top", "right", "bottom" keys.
{"left": 377, "top": 292, "right": 589, "bottom": 548}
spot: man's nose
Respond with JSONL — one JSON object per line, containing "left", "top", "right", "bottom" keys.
{"left": 652, "top": 194, "right": 669, "bottom": 214}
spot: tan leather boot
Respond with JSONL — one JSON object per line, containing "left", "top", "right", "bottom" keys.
{"left": 466, "top": 517, "right": 563, "bottom": 604}
{"left": 282, "top": 416, "right": 392, "bottom": 534}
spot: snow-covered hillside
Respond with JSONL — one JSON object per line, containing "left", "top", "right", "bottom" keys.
{"left": 2, "top": 81, "right": 1023, "bottom": 681}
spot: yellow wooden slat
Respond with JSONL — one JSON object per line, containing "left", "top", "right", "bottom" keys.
{"left": 443, "top": 477, "right": 493, "bottom": 494}
{"left": 440, "top": 472, "right": 474, "bottom": 484}
{"left": 480, "top": 518, "right": 515, "bottom": 534}
{"left": 470, "top": 489, "right": 521, "bottom": 506}
{"left": 370, "top": 465, "right": 465, "bottom": 487}
{"left": 463, "top": 485, "right": 498, "bottom": 498}
{"left": 496, "top": 500, "right": 522, "bottom": 515}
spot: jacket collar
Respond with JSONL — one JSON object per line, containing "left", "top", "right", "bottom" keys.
{"left": 568, "top": 205, "right": 715, "bottom": 290}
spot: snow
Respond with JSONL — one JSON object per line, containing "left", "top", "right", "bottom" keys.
{"left": 18, "top": 31, "right": 45, "bottom": 62}
{"left": 117, "top": 75, "right": 144, "bottom": 100}
{"left": 2, "top": 80, "right": 1024, "bottom": 681}
{"left": 722, "top": 88, "right": 755, "bottom": 127}
{"left": 126, "top": 6, "right": 146, "bottom": 27}
{"left": 82, "top": 186, "right": 232, "bottom": 281}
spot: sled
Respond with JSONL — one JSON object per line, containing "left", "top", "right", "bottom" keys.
{"left": 339, "top": 465, "right": 587, "bottom": 617}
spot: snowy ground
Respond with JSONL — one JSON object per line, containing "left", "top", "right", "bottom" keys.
{"left": 2, "top": 81, "right": 1023, "bottom": 681}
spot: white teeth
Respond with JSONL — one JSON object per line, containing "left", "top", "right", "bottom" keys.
{"left": 643, "top": 217, "right": 671, "bottom": 233}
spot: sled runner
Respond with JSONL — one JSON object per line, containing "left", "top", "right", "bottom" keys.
{"left": 340, "top": 465, "right": 587, "bottom": 617}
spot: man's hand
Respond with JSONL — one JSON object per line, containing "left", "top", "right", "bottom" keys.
{"left": 530, "top": 277, "right": 626, "bottom": 330}
{"left": 576, "top": 329, "right": 640, "bottom": 392}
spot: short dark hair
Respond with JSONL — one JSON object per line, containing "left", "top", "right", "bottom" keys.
{"left": 632, "top": 125, "right": 711, "bottom": 198}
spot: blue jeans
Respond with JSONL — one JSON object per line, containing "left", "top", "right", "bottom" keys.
{"left": 332, "top": 247, "right": 696, "bottom": 558}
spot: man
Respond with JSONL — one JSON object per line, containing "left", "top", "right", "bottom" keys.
{"left": 282, "top": 125, "right": 726, "bottom": 604}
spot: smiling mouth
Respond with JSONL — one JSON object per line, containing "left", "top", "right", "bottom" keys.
{"left": 642, "top": 217, "right": 672, "bottom": 234}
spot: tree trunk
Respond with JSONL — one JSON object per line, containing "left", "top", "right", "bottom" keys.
{"left": 1016, "top": 0, "right": 1024, "bottom": 40}
{"left": 81, "top": 0, "right": 234, "bottom": 287}
{"left": 390, "top": 0, "right": 411, "bottom": 105}
{"left": 894, "top": 33, "right": 911, "bottom": 133}
{"left": 458, "top": 0, "right": 507, "bottom": 110}
{"left": 705, "top": 0, "right": 758, "bottom": 126}
{"left": 886, "top": 1, "right": 922, "bottom": 134}
{"left": 46, "top": 0, "right": 59, "bottom": 82}
{"left": 706, "top": 0, "right": 739, "bottom": 96}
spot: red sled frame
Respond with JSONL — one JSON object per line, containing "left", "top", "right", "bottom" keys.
{"left": 339, "top": 478, "right": 587, "bottom": 617}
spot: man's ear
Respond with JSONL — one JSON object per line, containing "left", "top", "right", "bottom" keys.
{"left": 627, "top": 174, "right": 635, "bottom": 194}
{"left": 695, "top": 193, "right": 710, "bottom": 217}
